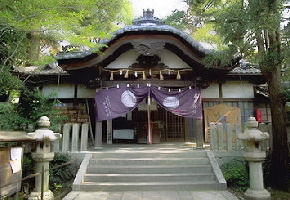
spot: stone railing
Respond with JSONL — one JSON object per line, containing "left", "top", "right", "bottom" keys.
{"left": 209, "top": 122, "right": 271, "bottom": 151}
{"left": 52, "top": 123, "right": 89, "bottom": 152}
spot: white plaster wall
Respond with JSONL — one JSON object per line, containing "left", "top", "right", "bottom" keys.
{"left": 42, "top": 84, "right": 75, "bottom": 98}
{"left": 105, "top": 49, "right": 191, "bottom": 69}
{"left": 222, "top": 81, "right": 254, "bottom": 98}
{"left": 77, "top": 84, "right": 96, "bottom": 98}
{"left": 158, "top": 49, "right": 191, "bottom": 69}
{"left": 201, "top": 83, "right": 219, "bottom": 98}
{"left": 106, "top": 49, "right": 139, "bottom": 69}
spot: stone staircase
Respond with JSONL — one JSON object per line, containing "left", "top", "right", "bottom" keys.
{"left": 72, "top": 146, "right": 226, "bottom": 192}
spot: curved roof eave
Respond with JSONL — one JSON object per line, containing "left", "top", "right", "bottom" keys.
{"left": 56, "top": 24, "right": 212, "bottom": 61}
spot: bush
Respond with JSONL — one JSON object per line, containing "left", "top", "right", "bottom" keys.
{"left": 221, "top": 159, "right": 249, "bottom": 192}
{"left": 16, "top": 89, "right": 65, "bottom": 132}
{"left": 0, "top": 88, "right": 66, "bottom": 131}
{"left": 0, "top": 66, "right": 23, "bottom": 96}
{"left": 22, "top": 153, "right": 35, "bottom": 192}
{"left": 49, "top": 153, "right": 77, "bottom": 194}
{"left": 0, "top": 103, "right": 27, "bottom": 130}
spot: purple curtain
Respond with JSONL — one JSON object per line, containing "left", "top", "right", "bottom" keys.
{"left": 94, "top": 84, "right": 148, "bottom": 121}
{"left": 95, "top": 84, "right": 202, "bottom": 121}
{"left": 151, "top": 86, "right": 202, "bottom": 119}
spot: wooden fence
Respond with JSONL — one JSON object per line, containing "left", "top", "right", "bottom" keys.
{"left": 52, "top": 123, "right": 89, "bottom": 152}
{"left": 209, "top": 122, "right": 272, "bottom": 151}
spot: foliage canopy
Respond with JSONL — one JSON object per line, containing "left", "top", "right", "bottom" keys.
{"left": 0, "top": 0, "right": 133, "bottom": 65}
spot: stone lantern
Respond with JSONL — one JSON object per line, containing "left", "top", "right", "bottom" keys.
{"left": 28, "top": 116, "right": 61, "bottom": 200}
{"left": 238, "top": 117, "right": 270, "bottom": 200}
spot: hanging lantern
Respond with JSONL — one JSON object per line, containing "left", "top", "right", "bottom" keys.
{"left": 159, "top": 71, "right": 164, "bottom": 80}
{"left": 110, "top": 71, "right": 114, "bottom": 80}
{"left": 124, "top": 70, "right": 129, "bottom": 78}
{"left": 176, "top": 71, "right": 181, "bottom": 80}
{"left": 142, "top": 71, "right": 146, "bottom": 80}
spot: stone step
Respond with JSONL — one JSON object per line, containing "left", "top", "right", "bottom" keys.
{"left": 74, "top": 181, "right": 227, "bottom": 192}
{"left": 86, "top": 165, "right": 213, "bottom": 174}
{"left": 84, "top": 173, "right": 216, "bottom": 183}
{"left": 91, "top": 151, "right": 207, "bottom": 159}
{"left": 89, "top": 158, "right": 210, "bottom": 166}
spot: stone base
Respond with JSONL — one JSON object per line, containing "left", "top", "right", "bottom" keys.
{"left": 93, "top": 146, "right": 103, "bottom": 150}
{"left": 244, "top": 188, "right": 270, "bottom": 200}
{"left": 28, "top": 190, "right": 54, "bottom": 200}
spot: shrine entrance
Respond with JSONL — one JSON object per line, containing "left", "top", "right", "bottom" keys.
{"left": 133, "top": 103, "right": 185, "bottom": 144}
{"left": 111, "top": 98, "right": 186, "bottom": 144}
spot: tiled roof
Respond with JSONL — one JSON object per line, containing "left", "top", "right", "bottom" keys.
{"left": 229, "top": 61, "right": 261, "bottom": 75}
{"left": 13, "top": 62, "right": 67, "bottom": 75}
{"left": 56, "top": 11, "right": 211, "bottom": 60}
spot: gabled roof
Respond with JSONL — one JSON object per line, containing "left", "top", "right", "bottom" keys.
{"left": 56, "top": 9, "right": 211, "bottom": 62}
{"left": 15, "top": 10, "right": 263, "bottom": 78}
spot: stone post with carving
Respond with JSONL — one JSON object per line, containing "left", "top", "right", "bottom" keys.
{"left": 238, "top": 117, "right": 270, "bottom": 200}
{"left": 28, "top": 116, "right": 61, "bottom": 200}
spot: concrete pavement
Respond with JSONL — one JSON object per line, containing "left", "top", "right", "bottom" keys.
{"left": 63, "top": 191, "right": 239, "bottom": 200}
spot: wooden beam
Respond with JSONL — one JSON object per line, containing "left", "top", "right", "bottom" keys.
{"left": 100, "top": 80, "right": 194, "bottom": 87}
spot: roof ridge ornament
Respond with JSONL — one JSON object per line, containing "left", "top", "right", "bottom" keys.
{"left": 133, "top": 8, "right": 164, "bottom": 26}
{"left": 143, "top": 9, "right": 154, "bottom": 18}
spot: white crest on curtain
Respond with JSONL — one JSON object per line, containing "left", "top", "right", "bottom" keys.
{"left": 163, "top": 96, "right": 179, "bottom": 108}
{"left": 121, "top": 90, "right": 137, "bottom": 107}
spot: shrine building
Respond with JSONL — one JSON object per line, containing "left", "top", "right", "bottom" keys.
{"left": 16, "top": 9, "right": 270, "bottom": 148}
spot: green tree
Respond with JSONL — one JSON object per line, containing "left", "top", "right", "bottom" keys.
{"left": 0, "top": 0, "right": 133, "bottom": 65}
{"left": 164, "top": 1, "right": 225, "bottom": 49}
{"left": 0, "top": 0, "right": 132, "bottom": 102}
{"left": 167, "top": 0, "right": 290, "bottom": 187}
{"left": 212, "top": 0, "right": 289, "bottom": 188}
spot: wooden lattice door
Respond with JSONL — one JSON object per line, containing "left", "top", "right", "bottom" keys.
{"left": 151, "top": 106, "right": 185, "bottom": 142}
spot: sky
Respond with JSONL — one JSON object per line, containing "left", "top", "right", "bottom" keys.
{"left": 129, "top": 0, "right": 188, "bottom": 19}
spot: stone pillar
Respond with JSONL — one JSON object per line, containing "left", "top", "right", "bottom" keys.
{"left": 28, "top": 116, "right": 61, "bottom": 200}
{"left": 217, "top": 122, "right": 224, "bottom": 151}
{"left": 30, "top": 152, "right": 54, "bottom": 199}
{"left": 71, "top": 123, "right": 80, "bottom": 151}
{"left": 80, "top": 123, "right": 89, "bottom": 151}
{"left": 107, "top": 120, "right": 112, "bottom": 144}
{"left": 62, "top": 123, "right": 71, "bottom": 152}
{"left": 238, "top": 117, "right": 270, "bottom": 200}
{"left": 226, "top": 124, "right": 233, "bottom": 151}
{"left": 94, "top": 121, "right": 103, "bottom": 149}
{"left": 210, "top": 122, "right": 218, "bottom": 150}
{"left": 194, "top": 119, "right": 204, "bottom": 149}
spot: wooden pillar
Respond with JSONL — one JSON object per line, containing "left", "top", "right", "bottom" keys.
{"left": 107, "top": 120, "right": 113, "bottom": 144}
{"left": 185, "top": 118, "right": 194, "bottom": 141}
{"left": 195, "top": 119, "right": 204, "bottom": 149}
{"left": 95, "top": 121, "right": 103, "bottom": 147}
{"left": 127, "top": 111, "right": 132, "bottom": 120}
{"left": 147, "top": 96, "right": 152, "bottom": 144}
{"left": 218, "top": 82, "right": 223, "bottom": 103}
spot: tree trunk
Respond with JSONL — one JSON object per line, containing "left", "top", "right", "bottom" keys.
{"left": 266, "top": 66, "right": 289, "bottom": 188}
{"left": 27, "top": 31, "right": 40, "bottom": 64}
